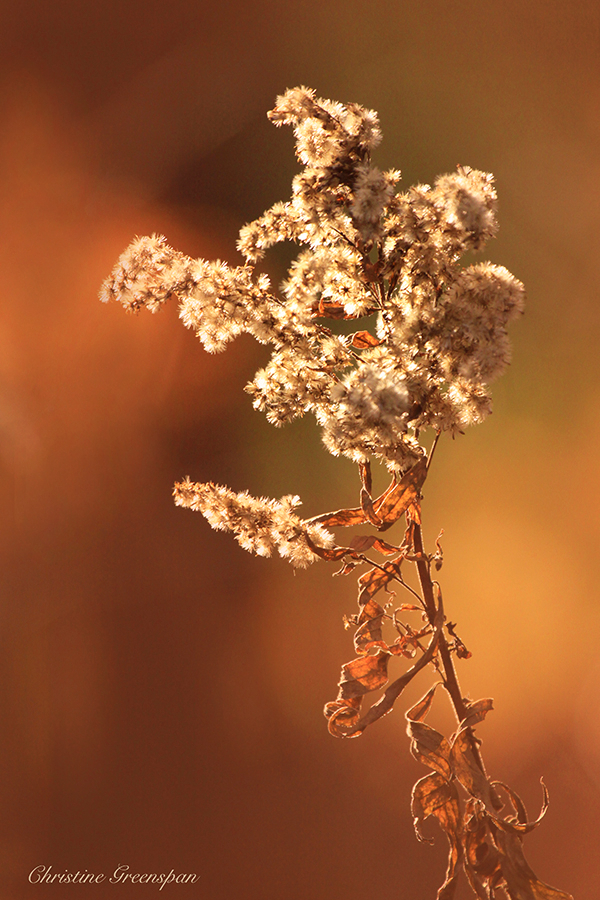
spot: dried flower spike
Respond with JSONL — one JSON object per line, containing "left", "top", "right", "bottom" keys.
{"left": 102, "top": 87, "right": 572, "bottom": 900}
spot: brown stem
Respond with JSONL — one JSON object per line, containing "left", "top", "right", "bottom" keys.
{"left": 413, "top": 524, "right": 467, "bottom": 716}
{"left": 412, "top": 522, "right": 491, "bottom": 785}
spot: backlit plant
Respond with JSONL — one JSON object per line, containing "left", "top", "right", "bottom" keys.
{"left": 102, "top": 87, "right": 572, "bottom": 900}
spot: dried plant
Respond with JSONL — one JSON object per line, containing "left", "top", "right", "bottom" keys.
{"left": 101, "top": 87, "right": 573, "bottom": 899}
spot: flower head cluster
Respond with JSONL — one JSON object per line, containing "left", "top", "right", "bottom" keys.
{"left": 173, "top": 479, "right": 334, "bottom": 567}
{"left": 100, "top": 235, "right": 194, "bottom": 313}
{"left": 319, "top": 361, "right": 413, "bottom": 467}
{"left": 102, "top": 86, "right": 524, "bottom": 561}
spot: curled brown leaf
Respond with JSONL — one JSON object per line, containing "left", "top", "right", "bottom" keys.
{"left": 408, "top": 721, "right": 453, "bottom": 781}
{"left": 304, "top": 541, "right": 360, "bottom": 562}
{"left": 492, "top": 826, "right": 574, "bottom": 900}
{"left": 338, "top": 608, "right": 443, "bottom": 737}
{"left": 373, "top": 458, "right": 428, "bottom": 532}
{"left": 411, "top": 772, "right": 462, "bottom": 898}
{"left": 358, "top": 561, "right": 401, "bottom": 605}
{"left": 412, "top": 772, "right": 460, "bottom": 841}
{"left": 308, "top": 458, "right": 427, "bottom": 533}
{"left": 459, "top": 698, "right": 494, "bottom": 731}
{"left": 323, "top": 698, "right": 361, "bottom": 737}
{"left": 406, "top": 682, "right": 441, "bottom": 725}
{"left": 349, "top": 534, "right": 401, "bottom": 555}
{"left": 351, "top": 330, "right": 381, "bottom": 349}
{"left": 353, "top": 597, "right": 385, "bottom": 651}
{"left": 307, "top": 506, "right": 367, "bottom": 528}
{"left": 360, "top": 487, "right": 383, "bottom": 527}
{"left": 338, "top": 649, "right": 391, "bottom": 699}
{"left": 463, "top": 799, "right": 503, "bottom": 898}
{"left": 462, "top": 795, "right": 574, "bottom": 900}
{"left": 449, "top": 729, "right": 497, "bottom": 809}
{"left": 488, "top": 780, "right": 549, "bottom": 837}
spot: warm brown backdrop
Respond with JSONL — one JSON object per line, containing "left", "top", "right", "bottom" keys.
{"left": 0, "top": 1, "right": 598, "bottom": 897}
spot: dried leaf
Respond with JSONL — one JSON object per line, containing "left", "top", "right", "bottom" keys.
{"left": 351, "top": 330, "right": 381, "bottom": 349}
{"left": 446, "top": 621, "right": 472, "bottom": 660}
{"left": 324, "top": 648, "right": 392, "bottom": 738}
{"left": 392, "top": 644, "right": 416, "bottom": 659}
{"left": 488, "top": 780, "right": 549, "bottom": 837}
{"left": 349, "top": 534, "right": 377, "bottom": 553}
{"left": 373, "top": 458, "right": 428, "bottom": 531}
{"left": 406, "top": 683, "right": 453, "bottom": 780}
{"left": 408, "top": 722, "right": 453, "bottom": 780}
{"left": 319, "top": 546, "right": 357, "bottom": 561}
{"left": 335, "top": 562, "right": 358, "bottom": 576}
{"left": 307, "top": 506, "right": 367, "bottom": 528}
{"left": 354, "top": 597, "right": 385, "bottom": 651}
{"left": 388, "top": 634, "right": 420, "bottom": 658}
{"left": 338, "top": 650, "right": 391, "bottom": 700}
{"left": 493, "top": 827, "right": 574, "bottom": 900}
{"left": 463, "top": 799, "right": 503, "bottom": 898}
{"left": 406, "top": 683, "right": 440, "bottom": 724}
{"left": 412, "top": 772, "right": 459, "bottom": 838}
{"left": 358, "top": 460, "right": 382, "bottom": 526}
{"left": 407, "top": 501, "right": 422, "bottom": 525}
{"left": 360, "top": 260, "right": 380, "bottom": 283}
{"left": 459, "top": 698, "right": 494, "bottom": 730}
{"left": 311, "top": 299, "right": 348, "bottom": 319}
{"left": 437, "top": 871, "right": 461, "bottom": 900}
{"left": 358, "top": 460, "right": 372, "bottom": 495}
{"left": 360, "top": 488, "right": 383, "bottom": 527}
{"left": 311, "top": 298, "right": 374, "bottom": 319}
{"left": 323, "top": 698, "right": 361, "bottom": 737}
{"left": 462, "top": 794, "right": 574, "bottom": 900}
{"left": 411, "top": 773, "right": 462, "bottom": 899}
{"left": 372, "top": 538, "right": 403, "bottom": 556}
{"left": 309, "top": 461, "right": 426, "bottom": 532}
{"left": 304, "top": 537, "right": 361, "bottom": 562}
{"left": 373, "top": 475, "right": 399, "bottom": 506}
{"left": 450, "top": 729, "right": 496, "bottom": 808}
{"left": 349, "top": 534, "right": 401, "bottom": 556}
{"left": 343, "top": 661, "right": 427, "bottom": 736}
{"left": 357, "top": 561, "right": 400, "bottom": 606}
{"left": 434, "top": 529, "right": 444, "bottom": 571}
{"left": 340, "top": 610, "right": 443, "bottom": 736}
{"left": 492, "top": 780, "right": 529, "bottom": 827}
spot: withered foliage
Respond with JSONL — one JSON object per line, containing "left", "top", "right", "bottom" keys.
{"left": 318, "top": 459, "right": 572, "bottom": 898}
{"left": 102, "top": 87, "right": 572, "bottom": 898}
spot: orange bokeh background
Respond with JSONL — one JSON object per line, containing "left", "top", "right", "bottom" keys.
{"left": 0, "top": 1, "right": 599, "bottom": 897}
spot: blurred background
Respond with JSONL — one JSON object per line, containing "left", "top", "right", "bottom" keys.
{"left": 0, "top": 0, "right": 598, "bottom": 897}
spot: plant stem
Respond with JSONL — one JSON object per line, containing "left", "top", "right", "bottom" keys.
{"left": 412, "top": 521, "right": 491, "bottom": 784}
